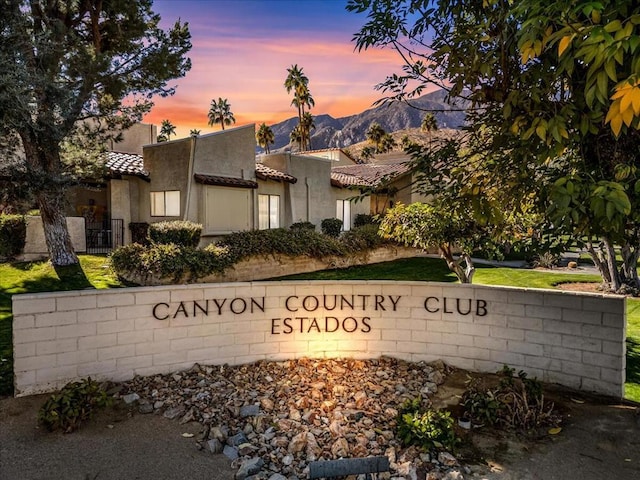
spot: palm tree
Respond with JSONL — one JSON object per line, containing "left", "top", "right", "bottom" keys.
{"left": 208, "top": 97, "right": 236, "bottom": 130}
{"left": 256, "top": 123, "right": 275, "bottom": 153}
{"left": 300, "top": 112, "right": 315, "bottom": 150}
{"left": 289, "top": 124, "right": 303, "bottom": 150}
{"left": 421, "top": 113, "right": 438, "bottom": 151}
{"left": 366, "top": 122, "right": 386, "bottom": 153}
{"left": 284, "top": 64, "right": 314, "bottom": 150}
{"left": 379, "top": 133, "right": 397, "bottom": 153}
{"left": 190, "top": 129, "right": 201, "bottom": 136}
{"left": 158, "top": 119, "right": 176, "bottom": 142}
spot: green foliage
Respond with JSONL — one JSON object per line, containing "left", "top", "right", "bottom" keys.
{"left": 321, "top": 218, "right": 343, "bottom": 238}
{"left": 460, "top": 366, "right": 557, "bottom": 431}
{"left": 0, "top": 214, "right": 26, "bottom": 259}
{"left": 110, "top": 243, "right": 233, "bottom": 283}
{"left": 129, "top": 222, "right": 150, "bottom": 245}
{"left": 148, "top": 221, "right": 202, "bottom": 248}
{"left": 532, "top": 252, "right": 560, "bottom": 269}
{"left": 38, "top": 378, "right": 111, "bottom": 433}
{"left": 341, "top": 224, "right": 386, "bottom": 251}
{"left": 290, "top": 221, "right": 316, "bottom": 231}
{"left": 354, "top": 213, "right": 378, "bottom": 228}
{"left": 397, "top": 403, "right": 458, "bottom": 451}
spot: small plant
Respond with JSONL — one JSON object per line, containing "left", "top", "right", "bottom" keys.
{"left": 460, "top": 366, "right": 558, "bottom": 431}
{"left": 353, "top": 213, "right": 378, "bottom": 228}
{"left": 290, "top": 221, "right": 316, "bottom": 231}
{"left": 397, "top": 406, "right": 458, "bottom": 451}
{"left": 0, "top": 214, "right": 26, "bottom": 259}
{"left": 148, "top": 220, "right": 202, "bottom": 247}
{"left": 321, "top": 217, "right": 343, "bottom": 238}
{"left": 532, "top": 251, "right": 560, "bottom": 269}
{"left": 38, "top": 378, "right": 111, "bottom": 433}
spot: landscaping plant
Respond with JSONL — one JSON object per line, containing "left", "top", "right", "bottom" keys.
{"left": 38, "top": 378, "right": 111, "bottom": 433}
{"left": 396, "top": 397, "right": 458, "bottom": 451}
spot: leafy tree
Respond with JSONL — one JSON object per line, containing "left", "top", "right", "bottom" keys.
{"left": 284, "top": 64, "right": 315, "bottom": 150}
{"left": 0, "top": 0, "right": 191, "bottom": 271}
{"left": 159, "top": 120, "right": 176, "bottom": 142}
{"left": 349, "top": 0, "right": 640, "bottom": 292}
{"left": 256, "top": 123, "right": 275, "bottom": 154}
{"left": 208, "top": 97, "right": 236, "bottom": 130}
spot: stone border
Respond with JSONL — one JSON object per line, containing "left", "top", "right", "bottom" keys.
{"left": 12, "top": 281, "right": 626, "bottom": 397}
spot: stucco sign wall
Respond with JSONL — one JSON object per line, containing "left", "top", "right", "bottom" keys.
{"left": 12, "top": 281, "right": 626, "bottom": 397}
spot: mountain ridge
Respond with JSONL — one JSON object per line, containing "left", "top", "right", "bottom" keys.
{"left": 269, "top": 89, "right": 467, "bottom": 151}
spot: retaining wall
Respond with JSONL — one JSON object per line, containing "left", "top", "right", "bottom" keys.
{"left": 12, "top": 281, "right": 626, "bottom": 397}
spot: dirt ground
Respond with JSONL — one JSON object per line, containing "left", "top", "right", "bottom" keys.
{"left": 1, "top": 372, "right": 639, "bottom": 480}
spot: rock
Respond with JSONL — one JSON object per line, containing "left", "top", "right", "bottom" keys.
{"left": 288, "top": 432, "right": 307, "bottom": 454}
{"left": 237, "top": 442, "right": 257, "bottom": 456}
{"left": 330, "top": 437, "right": 349, "bottom": 457}
{"left": 438, "top": 452, "right": 458, "bottom": 467}
{"left": 428, "top": 370, "right": 445, "bottom": 385}
{"left": 568, "top": 261, "right": 578, "bottom": 269}
{"left": 260, "top": 398, "right": 275, "bottom": 412}
{"left": 240, "top": 405, "right": 260, "bottom": 418}
{"left": 211, "top": 426, "right": 228, "bottom": 442}
{"left": 138, "top": 401, "right": 153, "bottom": 414}
{"left": 329, "top": 419, "right": 344, "bottom": 437}
{"left": 235, "top": 457, "right": 264, "bottom": 480}
{"left": 121, "top": 393, "right": 140, "bottom": 404}
{"left": 227, "top": 432, "right": 249, "bottom": 447}
{"left": 442, "top": 470, "right": 465, "bottom": 479}
{"left": 207, "top": 438, "right": 223, "bottom": 453}
{"left": 180, "top": 407, "right": 196, "bottom": 424}
{"left": 267, "top": 474, "right": 287, "bottom": 480}
{"left": 153, "top": 400, "right": 164, "bottom": 410}
{"left": 305, "top": 432, "right": 322, "bottom": 461}
{"left": 163, "top": 406, "right": 185, "bottom": 420}
{"left": 223, "top": 445, "right": 239, "bottom": 460}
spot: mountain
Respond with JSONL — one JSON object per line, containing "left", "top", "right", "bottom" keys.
{"left": 270, "top": 89, "right": 467, "bottom": 151}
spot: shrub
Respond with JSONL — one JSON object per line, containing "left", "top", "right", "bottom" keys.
{"left": 353, "top": 213, "right": 378, "bottom": 228}
{"left": 0, "top": 214, "right": 26, "bottom": 259}
{"left": 341, "top": 224, "right": 386, "bottom": 252}
{"left": 397, "top": 399, "right": 458, "bottom": 451}
{"left": 321, "top": 218, "right": 343, "bottom": 237}
{"left": 148, "top": 220, "right": 202, "bottom": 247}
{"left": 532, "top": 251, "right": 560, "bottom": 269}
{"left": 110, "top": 243, "right": 233, "bottom": 282}
{"left": 460, "top": 366, "right": 557, "bottom": 431}
{"left": 290, "top": 221, "right": 316, "bottom": 231}
{"left": 38, "top": 378, "right": 111, "bottom": 433}
{"left": 129, "top": 222, "right": 150, "bottom": 245}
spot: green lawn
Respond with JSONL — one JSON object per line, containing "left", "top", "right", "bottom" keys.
{"left": 0, "top": 256, "right": 121, "bottom": 395}
{"left": 1, "top": 255, "right": 638, "bottom": 402}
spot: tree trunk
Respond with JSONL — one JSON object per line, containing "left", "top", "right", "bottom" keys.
{"left": 586, "top": 240, "right": 612, "bottom": 287}
{"left": 603, "top": 237, "right": 621, "bottom": 292}
{"left": 439, "top": 245, "right": 475, "bottom": 283}
{"left": 37, "top": 189, "right": 79, "bottom": 267}
{"left": 620, "top": 242, "right": 640, "bottom": 289}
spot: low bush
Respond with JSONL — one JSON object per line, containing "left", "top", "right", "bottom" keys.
{"left": 110, "top": 242, "right": 234, "bottom": 282}
{"left": 397, "top": 397, "right": 458, "bottom": 451}
{"left": 129, "top": 222, "right": 150, "bottom": 245}
{"left": 0, "top": 214, "right": 26, "bottom": 259}
{"left": 353, "top": 213, "right": 378, "bottom": 228}
{"left": 290, "top": 221, "right": 316, "bottom": 231}
{"left": 38, "top": 378, "right": 111, "bottom": 433}
{"left": 460, "top": 366, "right": 558, "bottom": 431}
{"left": 341, "top": 224, "right": 386, "bottom": 251}
{"left": 148, "top": 220, "right": 202, "bottom": 247}
{"left": 321, "top": 218, "right": 343, "bottom": 237}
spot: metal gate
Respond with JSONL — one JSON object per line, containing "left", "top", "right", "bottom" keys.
{"left": 86, "top": 218, "right": 124, "bottom": 254}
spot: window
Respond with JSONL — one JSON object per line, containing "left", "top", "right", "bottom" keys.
{"left": 336, "top": 199, "right": 351, "bottom": 231}
{"left": 150, "top": 191, "right": 180, "bottom": 217}
{"left": 259, "top": 194, "right": 280, "bottom": 229}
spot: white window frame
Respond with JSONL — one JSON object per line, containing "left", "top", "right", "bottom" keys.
{"left": 336, "top": 199, "right": 351, "bottom": 231}
{"left": 150, "top": 190, "right": 180, "bottom": 217}
{"left": 258, "top": 194, "right": 280, "bottom": 230}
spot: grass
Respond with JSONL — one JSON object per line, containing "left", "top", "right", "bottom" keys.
{"left": 0, "top": 256, "right": 121, "bottom": 395}
{"left": 1, "top": 254, "right": 638, "bottom": 402}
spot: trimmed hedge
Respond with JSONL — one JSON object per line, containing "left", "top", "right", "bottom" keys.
{"left": 321, "top": 218, "right": 343, "bottom": 238}
{"left": 290, "top": 221, "right": 316, "bottom": 231}
{"left": 354, "top": 213, "right": 379, "bottom": 228}
{"left": 0, "top": 214, "right": 26, "bottom": 259}
{"left": 110, "top": 225, "right": 394, "bottom": 284}
{"left": 148, "top": 220, "right": 202, "bottom": 247}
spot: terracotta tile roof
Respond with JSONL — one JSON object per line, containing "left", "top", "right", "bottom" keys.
{"left": 194, "top": 173, "right": 258, "bottom": 189}
{"left": 255, "top": 163, "right": 297, "bottom": 184}
{"left": 300, "top": 148, "right": 357, "bottom": 163}
{"left": 105, "top": 151, "right": 149, "bottom": 178}
{"left": 330, "top": 162, "right": 411, "bottom": 188}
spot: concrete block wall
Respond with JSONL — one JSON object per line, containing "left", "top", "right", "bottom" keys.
{"left": 12, "top": 282, "right": 626, "bottom": 397}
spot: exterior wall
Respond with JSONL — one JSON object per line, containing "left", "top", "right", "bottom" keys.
{"left": 333, "top": 187, "right": 370, "bottom": 227}
{"left": 256, "top": 179, "right": 287, "bottom": 229}
{"left": 110, "top": 179, "right": 132, "bottom": 245}
{"left": 13, "top": 282, "right": 625, "bottom": 398}
{"left": 21, "top": 216, "right": 86, "bottom": 261}
{"left": 109, "top": 123, "right": 157, "bottom": 155}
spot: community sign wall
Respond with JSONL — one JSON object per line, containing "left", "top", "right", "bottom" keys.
{"left": 12, "top": 281, "right": 626, "bottom": 397}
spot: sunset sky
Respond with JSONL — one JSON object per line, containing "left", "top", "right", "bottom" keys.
{"left": 146, "top": 0, "right": 412, "bottom": 139}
